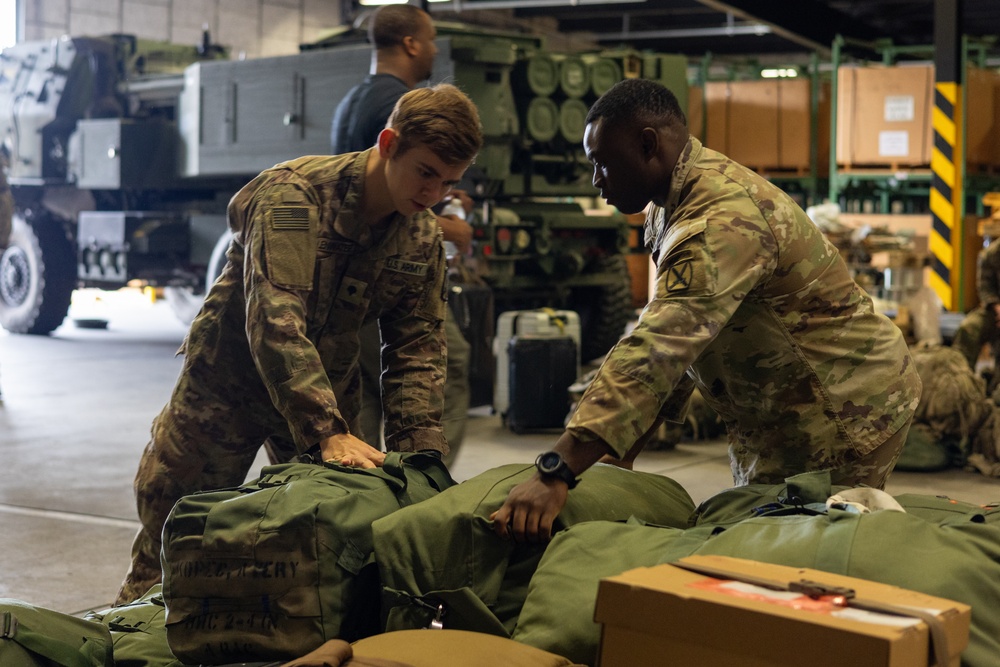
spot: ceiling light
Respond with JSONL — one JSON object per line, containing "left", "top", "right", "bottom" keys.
{"left": 760, "top": 68, "right": 798, "bottom": 78}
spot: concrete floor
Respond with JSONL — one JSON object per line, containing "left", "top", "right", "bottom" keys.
{"left": 0, "top": 288, "right": 997, "bottom": 617}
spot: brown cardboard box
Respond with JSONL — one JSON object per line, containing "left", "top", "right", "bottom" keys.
{"left": 703, "top": 81, "right": 728, "bottom": 154}
{"left": 697, "top": 79, "right": 829, "bottom": 172}
{"left": 595, "top": 555, "right": 970, "bottom": 667}
{"left": 966, "top": 66, "right": 1000, "bottom": 168}
{"left": 687, "top": 84, "right": 704, "bottom": 142}
{"left": 837, "top": 65, "right": 935, "bottom": 166}
{"left": 728, "top": 79, "right": 780, "bottom": 168}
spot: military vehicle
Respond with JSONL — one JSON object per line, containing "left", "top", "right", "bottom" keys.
{"left": 0, "top": 24, "right": 687, "bottom": 362}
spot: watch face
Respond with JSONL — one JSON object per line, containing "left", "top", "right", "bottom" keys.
{"left": 538, "top": 451, "right": 562, "bottom": 473}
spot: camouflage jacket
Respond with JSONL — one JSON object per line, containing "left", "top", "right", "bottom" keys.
{"left": 567, "top": 137, "right": 921, "bottom": 485}
{"left": 976, "top": 240, "right": 1000, "bottom": 305}
{"left": 183, "top": 150, "right": 449, "bottom": 454}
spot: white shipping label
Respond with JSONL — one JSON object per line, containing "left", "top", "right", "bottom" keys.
{"left": 884, "top": 95, "right": 915, "bottom": 122}
{"left": 879, "top": 131, "right": 910, "bottom": 157}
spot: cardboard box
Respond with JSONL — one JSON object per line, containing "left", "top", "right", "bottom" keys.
{"left": 728, "top": 79, "right": 781, "bottom": 168}
{"left": 595, "top": 555, "right": 970, "bottom": 667}
{"left": 966, "top": 66, "right": 1000, "bottom": 168}
{"left": 696, "top": 79, "right": 830, "bottom": 172}
{"left": 838, "top": 64, "right": 999, "bottom": 168}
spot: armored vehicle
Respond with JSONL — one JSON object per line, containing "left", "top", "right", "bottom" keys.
{"left": 0, "top": 24, "right": 687, "bottom": 362}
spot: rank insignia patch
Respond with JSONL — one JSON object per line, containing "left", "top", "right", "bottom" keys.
{"left": 337, "top": 277, "right": 368, "bottom": 305}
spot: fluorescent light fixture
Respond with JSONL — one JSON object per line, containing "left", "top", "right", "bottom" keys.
{"left": 358, "top": 0, "right": 453, "bottom": 4}
{"left": 760, "top": 68, "right": 798, "bottom": 78}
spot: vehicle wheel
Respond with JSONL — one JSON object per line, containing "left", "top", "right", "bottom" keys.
{"left": 164, "top": 229, "right": 232, "bottom": 325}
{"left": 571, "top": 254, "right": 633, "bottom": 363}
{"left": 0, "top": 212, "right": 76, "bottom": 335}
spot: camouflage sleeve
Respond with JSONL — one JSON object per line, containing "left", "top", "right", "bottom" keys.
{"left": 378, "top": 237, "right": 450, "bottom": 454}
{"left": 239, "top": 180, "right": 350, "bottom": 451}
{"left": 977, "top": 243, "right": 1000, "bottom": 305}
{"left": 567, "top": 212, "right": 773, "bottom": 457}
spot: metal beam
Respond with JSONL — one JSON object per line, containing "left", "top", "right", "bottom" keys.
{"left": 595, "top": 21, "right": 772, "bottom": 41}
{"left": 694, "top": 0, "right": 881, "bottom": 55}
{"left": 428, "top": 0, "right": 646, "bottom": 10}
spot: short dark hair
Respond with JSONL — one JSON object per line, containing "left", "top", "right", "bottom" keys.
{"left": 585, "top": 78, "right": 687, "bottom": 129}
{"left": 369, "top": 4, "right": 428, "bottom": 50}
{"left": 388, "top": 83, "right": 483, "bottom": 165}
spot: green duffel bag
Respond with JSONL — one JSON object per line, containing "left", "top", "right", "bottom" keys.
{"left": 512, "top": 519, "right": 715, "bottom": 666}
{"left": 161, "top": 451, "right": 454, "bottom": 665}
{"left": 515, "top": 491, "right": 1000, "bottom": 667}
{"left": 372, "top": 462, "right": 695, "bottom": 637}
{"left": 0, "top": 598, "right": 113, "bottom": 667}
{"left": 84, "top": 585, "right": 183, "bottom": 667}
{"left": 688, "top": 470, "right": 851, "bottom": 527}
{"left": 690, "top": 503, "right": 1000, "bottom": 667}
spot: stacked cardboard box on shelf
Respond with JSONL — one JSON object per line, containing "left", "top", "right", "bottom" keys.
{"left": 836, "top": 64, "right": 1000, "bottom": 169}
{"left": 689, "top": 79, "right": 830, "bottom": 173}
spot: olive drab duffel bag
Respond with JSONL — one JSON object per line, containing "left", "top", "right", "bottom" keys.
{"left": 513, "top": 472, "right": 1000, "bottom": 667}
{"left": 372, "top": 462, "right": 696, "bottom": 637}
{"left": 160, "top": 451, "right": 454, "bottom": 665}
{"left": 0, "top": 598, "right": 113, "bottom": 667}
{"left": 84, "top": 584, "right": 184, "bottom": 667}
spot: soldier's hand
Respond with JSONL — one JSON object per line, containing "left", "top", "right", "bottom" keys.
{"left": 489, "top": 475, "right": 568, "bottom": 544}
{"left": 319, "top": 433, "right": 385, "bottom": 469}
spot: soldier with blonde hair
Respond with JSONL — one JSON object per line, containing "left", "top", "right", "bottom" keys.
{"left": 116, "top": 83, "right": 483, "bottom": 604}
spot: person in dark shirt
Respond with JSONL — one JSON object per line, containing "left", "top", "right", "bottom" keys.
{"left": 332, "top": 4, "right": 473, "bottom": 465}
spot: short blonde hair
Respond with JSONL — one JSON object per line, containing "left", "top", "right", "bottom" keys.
{"left": 387, "top": 83, "right": 483, "bottom": 166}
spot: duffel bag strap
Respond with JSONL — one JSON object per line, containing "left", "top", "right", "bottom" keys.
{"left": 2, "top": 612, "right": 106, "bottom": 667}
{"left": 393, "top": 452, "right": 455, "bottom": 492}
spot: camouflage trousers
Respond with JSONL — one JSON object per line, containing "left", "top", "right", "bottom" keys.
{"left": 358, "top": 308, "right": 470, "bottom": 466}
{"left": 731, "top": 415, "right": 914, "bottom": 490}
{"left": 114, "top": 366, "right": 362, "bottom": 607}
{"left": 951, "top": 305, "right": 998, "bottom": 371}
{"left": 826, "top": 415, "right": 913, "bottom": 490}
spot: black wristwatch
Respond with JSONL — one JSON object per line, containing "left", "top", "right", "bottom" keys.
{"left": 535, "top": 451, "right": 580, "bottom": 489}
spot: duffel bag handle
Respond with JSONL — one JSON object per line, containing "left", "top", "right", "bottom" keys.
{"left": 298, "top": 448, "right": 454, "bottom": 497}
{"left": 387, "top": 452, "right": 455, "bottom": 493}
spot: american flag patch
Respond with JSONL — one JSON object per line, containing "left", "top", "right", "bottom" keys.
{"left": 271, "top": 206, "right": 310, "bottom": 231}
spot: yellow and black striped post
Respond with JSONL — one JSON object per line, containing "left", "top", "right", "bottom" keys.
{"left": 929, "top": 0, "right": 964, "bottom": 311}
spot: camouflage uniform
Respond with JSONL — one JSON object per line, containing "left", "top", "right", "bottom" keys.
{"left": 567, "top": 137, "right": 921, "bottom": 487}
{"left": 117, "top": 149, "right": 449, "bottom": 604}
{"left": 951, "top": 241, "right": 1000, "bottom": 369}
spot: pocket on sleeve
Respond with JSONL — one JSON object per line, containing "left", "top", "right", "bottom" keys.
{"left": 263, "top": 203, "right": 319, "bottom": 290}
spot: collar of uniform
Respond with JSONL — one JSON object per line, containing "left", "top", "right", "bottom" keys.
{"left": 643, "top": 135, "right": 702, "bottom": 254}
{"left": 333, "top": 148, "right": 403, "bottom": 257}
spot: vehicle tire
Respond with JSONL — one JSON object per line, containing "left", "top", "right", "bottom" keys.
{"left": 571, "top": 253, "right": 633, "bottom": 363}
{"left": 0, "top": 212, "right": 76, "bottom": 335}
{"left": 164, "top": 228, "right": 232, "bottom": 326}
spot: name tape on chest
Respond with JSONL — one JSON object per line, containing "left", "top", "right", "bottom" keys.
{"left": 319, "top": 239, "right": 357, "bottom": 254}
{"left": 384, "top": 257, "right": 429, "bottom": 277}
{"left": 271, "top": 206, "right": 311, "bottom": 232}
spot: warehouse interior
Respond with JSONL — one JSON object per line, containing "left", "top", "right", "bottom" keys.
{"left": 2, "top": 0, "right": 1000, "bottom": 665}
